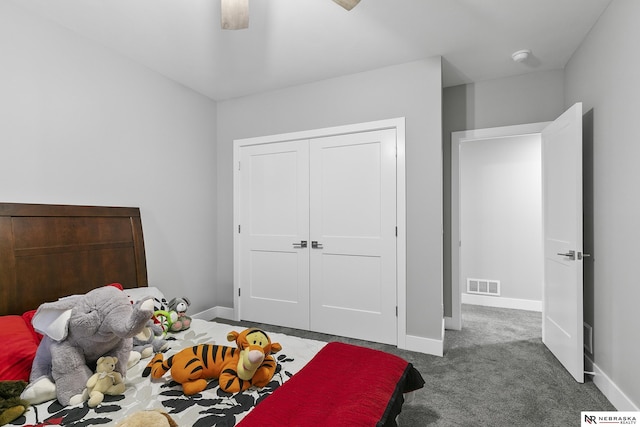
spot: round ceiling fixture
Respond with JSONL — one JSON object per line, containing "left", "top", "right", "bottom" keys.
{"left": 511, "top": 49, "right": 531, "bottom": 63}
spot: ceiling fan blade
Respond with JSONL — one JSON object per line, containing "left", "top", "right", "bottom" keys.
{"left": 221, "top": 0, "right": 249, "bottom": 30}
{"left": 332, "top": 0, "right": 361, "bottom": 11}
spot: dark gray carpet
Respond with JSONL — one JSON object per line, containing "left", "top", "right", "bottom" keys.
{"left": 214, "top": 304, "right": 615, "bottom": 426}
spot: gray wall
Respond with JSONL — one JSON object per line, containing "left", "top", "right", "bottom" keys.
{"left": 460, "top": 135, "right": 542, "bottom": 303}
{"left": 217, "top": 58, "right": 443, "bottom": 340}
{"left": 0, "top": 2, "right": 219, "bottom": 315}
{"left": 565, "top": 0, "right": 640, "bottom": 409}
{"left": 443, "top": 70, "right": 565, "bottom": 316}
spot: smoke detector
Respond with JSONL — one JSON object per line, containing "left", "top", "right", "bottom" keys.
{"left": 511, "top": 49, "right": 531, "bottom": 63}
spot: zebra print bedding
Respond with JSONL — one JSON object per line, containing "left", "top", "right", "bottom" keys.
{"left": 12, "top": 319, "right": 327, "bottom": 427}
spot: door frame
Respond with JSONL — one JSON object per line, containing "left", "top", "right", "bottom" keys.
{"left": 233, "top": 117, "right": 408, "bottom": 349}
{"left": 447, "top": 122, "right": 550, "bottom": 330}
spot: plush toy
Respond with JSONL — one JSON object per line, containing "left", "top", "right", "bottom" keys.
{"left": 20, "top": 285, "right": 155, "bottom": 407}
{"left": 114, "top": 409, "right": 178, "bottom": 427}
{"left": 167, "top": 297, "right": 192, "bottom": 332}
{"left": 0, "top": 380, "right": 29, "bottom": 426}
{"left": 144, "top": 328, "right": 282, "bottom": 395}
{"left": 154, "top": 297, "right": 192, "bottom": 334}
{"left": 86, "top": 356, "right": 125, "bottom": 408}
{"left": 133, "top": 319, "right": 170, "bottom": 359}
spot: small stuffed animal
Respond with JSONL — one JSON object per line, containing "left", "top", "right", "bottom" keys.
{"left": 133, "top": 319, "right": 170, "bottom": 359}
{"left": 114, "top": 409, "right": 178, "bottom": 427}
{"left": 0, "top": 380, "right": 29, "bottom": 425}
{"left": 144, "top": 328, "right": 282, "bottom": 395}
{"left": 153, "top": 297, "right": 191, "bottom": 334}
{"left": 167, "top": 297, "right": 192, "bottom": 332}
{"left": 86, "top": 356, "right": 125, "bottom": 408}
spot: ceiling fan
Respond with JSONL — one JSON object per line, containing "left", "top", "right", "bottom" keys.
{"left": 221, "top": 0, "right": 361, "bottom": 30}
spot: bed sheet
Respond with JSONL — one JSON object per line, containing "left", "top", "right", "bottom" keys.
{"left": 12, "top": 319, "right": 327, "bottom": 427}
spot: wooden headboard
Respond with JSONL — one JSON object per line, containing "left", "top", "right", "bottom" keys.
{"left": 0, "top": 203, "right": 148, "bottom": 315}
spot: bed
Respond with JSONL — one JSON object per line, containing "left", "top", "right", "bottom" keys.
{"left": 0, "top": 202, "right": 424, "bottom": 427}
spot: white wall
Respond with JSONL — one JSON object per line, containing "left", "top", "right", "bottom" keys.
{"left": 217, "top": 59, "right": 443, "bottom": 343}
{"left": 564, "top": 0, "right": 640, "bottom": 410}
{"left": 0, "top": 2, "right": 219, "bottom": 315}
{"left": 460, "top": 135, "right": 542, "bottom": 305}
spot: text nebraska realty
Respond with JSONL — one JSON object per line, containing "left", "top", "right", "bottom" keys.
{"left": 584, "top": 414, "right": 637, "bottom": 425}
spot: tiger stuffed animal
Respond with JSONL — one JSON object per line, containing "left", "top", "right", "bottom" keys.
{"left": 143, "top": 328, "right": 282, "bottom": 395}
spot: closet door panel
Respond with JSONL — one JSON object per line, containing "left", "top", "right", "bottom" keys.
{"left": 318, "top": 254, "right": 382, "bottom": 312}
{"left": 238, "top": 140, "right": 310, "bottom": 330}
{"left": 309, "top": 129, "right": 397, "bottom": 345}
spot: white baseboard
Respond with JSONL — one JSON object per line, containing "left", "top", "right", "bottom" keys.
{"left": 191, "top": 306, "right": 234, "bottom": 321}
{"left": 404, "top": 333, "right": 443, "bottom": 357}
{"left": 444, "top": 316, "right": 461, "bottom": 331}
{"left": 586, "top": 356, "right": 639, "bottom": 411}
{"left": 462, "top": 293, "right": 542, "bottom": 312}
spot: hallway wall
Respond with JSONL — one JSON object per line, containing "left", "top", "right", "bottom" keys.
{"left": 460, "top": 134, "right": 542, "bottom": 306}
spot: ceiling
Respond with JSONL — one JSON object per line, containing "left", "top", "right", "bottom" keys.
{"left": 11, "top": 0, "right": 612, "bottom": 101}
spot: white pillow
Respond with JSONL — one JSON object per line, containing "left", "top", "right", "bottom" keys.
{"left": 123, "top": 286, "right": 168, "bottom": 312}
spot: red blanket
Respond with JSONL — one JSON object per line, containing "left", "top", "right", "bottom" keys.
{"left": 237, "top": 341, "right": 424, "bottom": 427}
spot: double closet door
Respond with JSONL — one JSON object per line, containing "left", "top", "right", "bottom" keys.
{"left": 237, "top": 129, "right": 398, "bottom": 345}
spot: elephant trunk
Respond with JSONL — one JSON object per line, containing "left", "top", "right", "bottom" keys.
{"left": 108, "top": 298, "right": 155, "bottom": 338}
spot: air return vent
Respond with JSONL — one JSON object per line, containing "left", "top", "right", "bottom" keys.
{"left": 467, "top": 278, "right": 500, "bottom": 296}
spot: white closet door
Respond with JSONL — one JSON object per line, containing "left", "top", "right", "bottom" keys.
{"left": 309, "top": 129, "right": 397, "bottom": 345}
{"left": 238, "top": 140, "right": 310, "bottom": 330}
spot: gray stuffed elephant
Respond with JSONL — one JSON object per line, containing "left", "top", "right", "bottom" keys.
{"left": 21, "top": 285, "right": 154, "bottom": 406}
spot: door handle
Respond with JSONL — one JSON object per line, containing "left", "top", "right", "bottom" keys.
{"left": 311, "top": 241, "right": 323, "bottom": 249}
{"left": 293, "top": 240, "right": 307, "bottom": 248}
{"left": 557, "top": 250, "right": 576, "bottom": 260}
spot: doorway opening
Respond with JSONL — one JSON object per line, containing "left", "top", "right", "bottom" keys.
{"left": 448, "top": 104, "right": 585, "bottom": 383}
{"left": 447, "top": 122, "right": 549, "bottom": 332}
{"left": 460, "top": 133, "right": 543, "bottom": 313}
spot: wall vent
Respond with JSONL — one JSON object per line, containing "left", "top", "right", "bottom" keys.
{"left": 467, "top": 278, "right": 500, "bottom": 296}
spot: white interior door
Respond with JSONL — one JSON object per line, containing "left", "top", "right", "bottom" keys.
{"left": 309, "top": 129, "right": 397, "bottom": 345}
{"left": 542, "top": 102, "right": 584, "bottom": 383}
{"left": 238, "top": 140, "right": 310, "bottom": 330}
